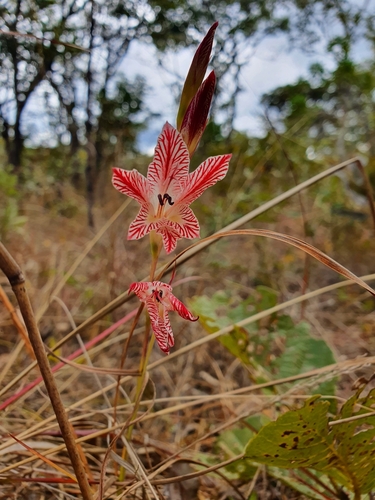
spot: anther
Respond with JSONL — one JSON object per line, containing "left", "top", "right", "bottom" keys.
{"left": 163, "top": 194, "right": 174, "bottom": 206}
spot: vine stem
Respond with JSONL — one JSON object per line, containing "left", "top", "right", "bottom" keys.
{"left": 0, "top": 242, "right": 93, "bottom": 500}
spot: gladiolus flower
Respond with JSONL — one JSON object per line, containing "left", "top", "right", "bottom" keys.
{"left": 129, "top": 281, "right": 198, "bottom": 354}
{"left": 112, "top": 122, "right": 231, "bottom": 253}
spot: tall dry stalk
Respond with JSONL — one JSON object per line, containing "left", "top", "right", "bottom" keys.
{"left": 0, "top": 241, "right": 93, "bottom": 500}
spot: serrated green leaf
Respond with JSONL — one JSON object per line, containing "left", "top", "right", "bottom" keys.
{"left": 244, "top": 392, "right": 375, "bottom": 495}
{"left": 331, "top": 388, "right": 375, "bottom": 494}
{"left": 244, "top": 396, "right": 335, "bottom": 469}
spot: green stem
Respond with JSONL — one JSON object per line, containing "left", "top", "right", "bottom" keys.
{"left": 118, "top": 232, "right": 162, "bottom": 481}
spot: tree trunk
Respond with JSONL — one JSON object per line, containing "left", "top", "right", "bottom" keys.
{"left": 9, "top": 124, "right": 23, "bottom": 176}
{"left": 85, "top": 136, "right": 97, "bottom": 228}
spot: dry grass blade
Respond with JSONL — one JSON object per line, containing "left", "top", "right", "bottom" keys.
{"left": 0, "top": 284, "right": 34, "bottom": 357}
{"left": 355, "top": 160, "right": 375, "bottom": 233}
{"left": 45, "top": 347, "right": 140, "bottom": 376}
{"left": 9, "top": 434, "right": 78, "bottom": 483}
{"left": 163, "top": 229, "right": 375, "bottom": 297}
{"left": 173, "top": 156, "right": 364, "bottom": 268}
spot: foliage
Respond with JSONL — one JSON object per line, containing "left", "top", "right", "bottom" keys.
{"left": 262, "top": 59, "right": 375, "bottom": 164}
{"left": 189, "top": 288, "right": 335, "bottom": 394}
{"left": 244, "top": 388, "right": 375, "bottom": 498}
{"left": 1, "top": 0, "right": 373, "bottom": 166}
{"left": 0, "top": 169, "right": 27, "bottom": 240}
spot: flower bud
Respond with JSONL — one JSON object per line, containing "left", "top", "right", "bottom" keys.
{"left": 177, "top": 22, "right": 218, "bottom": 131}
{"left": 180, "top": 70, "right": 216, "bottom": 155}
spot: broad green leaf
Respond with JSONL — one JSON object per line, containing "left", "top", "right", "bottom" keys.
{"left": 332, "top": 388, "right": 375, "bottom": 494}
{"left": 211, "top": 416, "right": 332, "bottom": 498}
{"left": 189, "top": 291, "right": 254, "bottom": 365}
{"left": 189, "top": 291, "right": 335, "bottom": 393}
{"left": 274, "top": 321, "right": 336, "bottom": 396}
{"left": 244, "top": 392, "right": 375, "bottom": 495}
{"left": 244, "top": 396, "right": 334, "bottom": 469}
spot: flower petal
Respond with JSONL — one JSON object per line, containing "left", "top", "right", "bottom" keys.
{"left": 128, "top": 205, "right": 157, "bottom": 240}
{"left": 129, "top": 281, "right": 152, "bottom": 302}
{"left": 156, "top": 221, "right": 182, "bottom": 254}
{"left": 169, "top": 294, "right": 198, "bottom": 322}
{"left": 146, "top": 298, "right": 174, "bottom": 354}
{"left": 178, "top": 154, "right": 232, "bottom": 205}
{"left": 147, "top": 123, "right": 190, "bottom": 192}
{"left": 154, "top": 206, "right": 200, "bottom": 252}
{"left": 175, "top": 205, "right": 200, "bottom": 239}
{"left": 112, "top": 168, "right": 149, "bottom": 204}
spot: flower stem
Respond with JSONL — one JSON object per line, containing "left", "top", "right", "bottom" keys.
{"left": 118, "top": 232, "right": 162, "bottom": 481}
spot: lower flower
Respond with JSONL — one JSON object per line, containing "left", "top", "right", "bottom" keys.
{"left": 129, "top": 281, "right": 198, "bottom": 354}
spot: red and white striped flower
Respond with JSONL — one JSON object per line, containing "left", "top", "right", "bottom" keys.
{"left": 129, "top": 281, "right": 198, "bottom": 354}
{"left": 112, "top": 122, "right": 231, "bottom": 253}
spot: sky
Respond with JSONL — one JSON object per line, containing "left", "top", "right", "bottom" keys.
{"left": 19, "top": 5, "right": 374, "bottom": 153}
{"left": 121, "top": 28, "right": 373, "bottom": 153}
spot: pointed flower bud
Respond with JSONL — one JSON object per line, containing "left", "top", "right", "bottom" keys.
{"left": 180, "top": 70, "right": 216, "bottom": 156}
{"left": 177, "top": 21, "right": 218, "bottom": 131}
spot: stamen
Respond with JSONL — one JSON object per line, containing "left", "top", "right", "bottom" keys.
{"left": 153, "top": 288, "right": 161, "bottom": 303}
{"left": 158, "top": 193, "right": 174, "bottom": 206}
{"left": 163, "top": 194, "right": 174, "bottom": 206}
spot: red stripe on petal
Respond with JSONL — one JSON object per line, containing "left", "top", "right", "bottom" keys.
{"left": 178, "top": 154, "right": 232, "bottom": 205}
{"left": 147, "top": 123, "right": 190, "bottom": 192}
{"left": 177, "top": 205, "right": 200, "bottom": 239}
{"left": 146, "top": 299, "right": 174, "bottom": 354}
{"left": 156, "top": 220, "right": 183, "bottom": 253}
{"left": 128, "top": 205, "right": 156, "bottom": 240}
{"left": 160, "top": 229, "right": 179, "bottom": 254}
{"left": 129, "top": 281, "right": 152, "bottom": 300}
{"left": 112, "top": 168, "right": 149, "bottom": 204}
{"left": 169, "top": 294, "right": 199, "bottom": 322}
